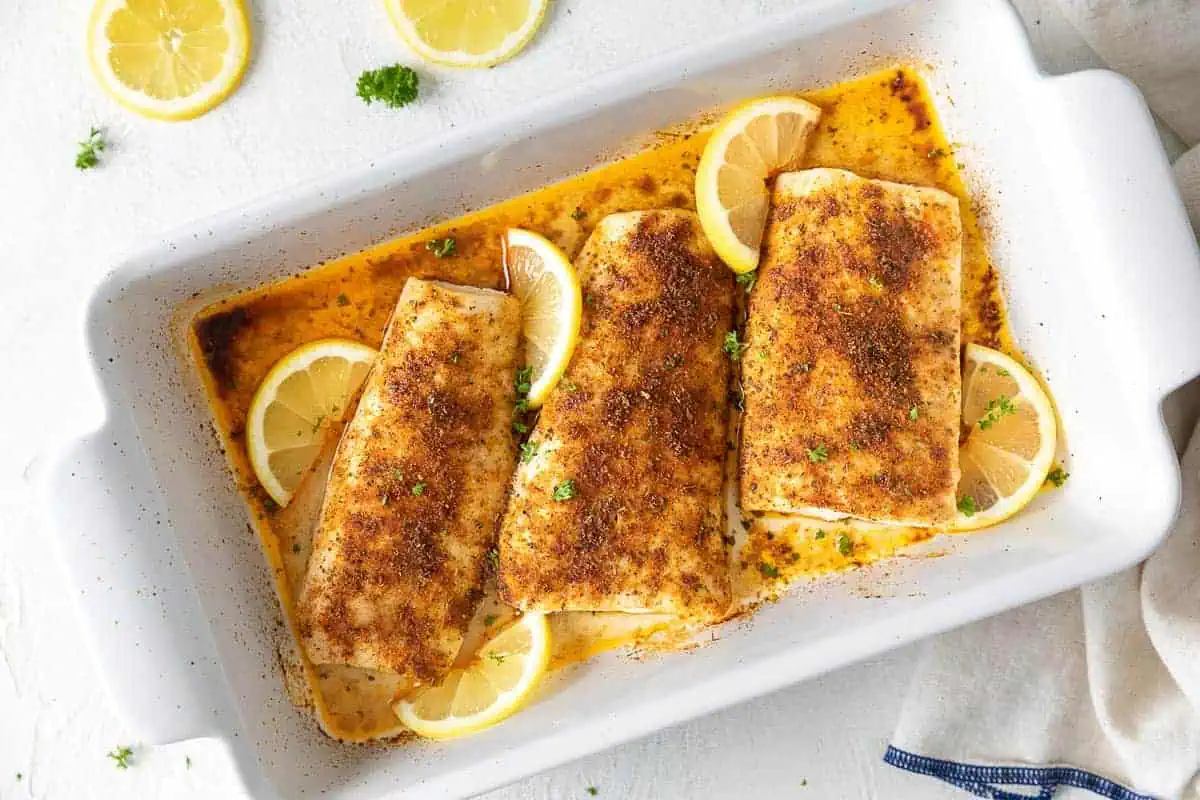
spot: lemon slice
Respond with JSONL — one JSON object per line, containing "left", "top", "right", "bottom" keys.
{"left": 695, "top": 96, "right": 822, "bottom": 273}
{"left": 952, "top": 344, "right": 1057, "bottom": 531}
{"left": 246, "top": 339, "right": 376, "bottom": 507}
{"left": 394, "top": 612, "right": 551, "bottom": 739}
{"left": 383, "top": 0, "right": 548, "bottom": 68}
{"left": 503, "top": 228, "right": 582, "bottom": 409}
{"left": 88, "top": 0, "right": 250, "bottom": 121}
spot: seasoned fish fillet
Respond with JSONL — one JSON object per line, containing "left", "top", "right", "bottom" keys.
{"left": 739, "top": 168, "right": 963, "bottom": 525}
{"left": 499, "top": 210, "right": 734, "bottom": 619}
{"left": 298, "top": 278, "right": 522, "bottom": 687}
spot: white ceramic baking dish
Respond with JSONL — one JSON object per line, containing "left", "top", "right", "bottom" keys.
{"left": 40, "top": 0, "right": 1200, "bottom": 797}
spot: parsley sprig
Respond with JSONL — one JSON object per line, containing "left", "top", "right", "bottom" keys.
{"left": 107, "top": 745, "right": 134, "bottom": 770}
{"left": 76, "top": 127, "right": 106, "bottom": 170}
{"left": 356, "top": 64, "right": 420, "bottom": 108}
{"left": 735, "top": 271, "right": 758, "bottom": 294}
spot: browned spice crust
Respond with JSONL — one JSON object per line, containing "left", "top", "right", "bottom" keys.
{"left": 499, "top": 211, "right": 733, "bottom": 617}
{"left": 299, "top": 284, "right": 520, "bottom": 682}
{"left": 740, "top": 172, "right": 961, "bottom": 522}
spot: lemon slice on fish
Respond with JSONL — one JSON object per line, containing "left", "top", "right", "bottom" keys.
{"left": 952, "top": 344, "right": 1057, "bottom": 531}
{"left": 504, "top": 228, "right": 582, "bottom": 409}
{"left": 394, "top": 612, "right": 551, "bottom": 739}
{"left": 246, "top": 339, "right": 376, "bottom": 507}
{"left": 88, "top": 0, "right": 251, "bottom": 121}
{"left": 695, "top": 96, "right": 822, "bottom": 273}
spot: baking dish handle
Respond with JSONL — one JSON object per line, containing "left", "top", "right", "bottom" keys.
{"left": 1042, "top": 70, "right": 1200, "bottom": 400}
{"left": 39, "top": 423, "right": 235, "bottom": 744}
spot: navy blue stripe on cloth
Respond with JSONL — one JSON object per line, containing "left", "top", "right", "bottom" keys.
{"left": 883, "top": 745, "right": 1158, "bottom": 800}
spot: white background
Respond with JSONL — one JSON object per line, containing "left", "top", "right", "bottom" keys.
{"left": 0, "top": 1, "right": 1142, "bottom": 798}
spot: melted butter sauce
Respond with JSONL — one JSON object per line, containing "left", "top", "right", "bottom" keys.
{"left": 188, "top": 67, "right": 1015, "bottom": 741}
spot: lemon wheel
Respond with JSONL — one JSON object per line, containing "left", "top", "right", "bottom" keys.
{"left": 503, "top": 229, "right": 581, "bottom": 409}
{"left": 695, "top": 96, "right": 822, "bottom": 273}
{"left": 952, "top": 344, "right": 1057, "bottom": 531}
{"left": 88, "top": 0, "right": 251, "bottom": 121}
{"left": 394, "top": 612, "right": 551, "bottom": 739}
{"left": 384, "top": 0, "right": 548, "bottom": 68}
{"left": 246, "top": 339, "right": 376, "bottom": 507}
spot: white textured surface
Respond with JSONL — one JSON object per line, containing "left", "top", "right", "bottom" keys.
{"left": 0, "top": 1, "right": 1112, "bottom": 798}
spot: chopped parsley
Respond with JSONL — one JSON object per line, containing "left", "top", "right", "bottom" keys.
{"left": 570, "top": 206, "right": 587, "bottom": 221}
{"left": 107, "top": 745, "right": 134, "bottom": 770}
{"left": 486, "top": 548, "right": 499, "bottom": 569}
{"left": 519, "top": 440, "right": 539, "bottom": 463}
{"left": 392, "top": 467, "right": 405, "bottom": 481}
{"left": 356, "top": 64, "right": 420, "bottom": 108}
{"left": 729, "top": 386, "right": 745, "bottom": 412}
{"left": 552, "top": 479, "right": 577, "bottom": 501}
{"left": 758, "top": 562, "right": 780, "bottom": 579}
{"left": 586, "top": 788, "right": 599, "bottom": 796}
{"left": 411, "top": 481, "right": 427, "bottom": 496}
{"left": 807, "top": 444, "right": 829, "bottom": 463}
{"left": 927, "top": 147, "right": 947, "bottom": 159}
{"left": 488, "top": 653, "right": 507, "bottom": 665}
{"left": 664, "top": 353, "right": 685, "bottom": 370}
{"left": 292, "top": 542, "right": 301, "bottom": 554}
{"left": 1046, "top": 466, "right": 1069, "bottom": 488}
{"left": 997, "top": 368, "right": 1011, "bottom": 377}
{"left": 425, "top": 237, "right": 457, "bottom": 258}
{"left": 16, "top": 773, "right": 23, "bottom": 782}
{"left": 978, "top": 395, "right": 1016, "bottom": 430}
{"left": 723, "top": 330, "right": 749, "bottom": 361}
{"left": 512, "top": 366, "right": 533, "bottom": 434}
{"left": 563, "top": 379, "right": 579, "bottom": 391}
{"left": 484, "top": 614, "right": 497, "bottom": 627}
{"left": 449, "top": 349, "right": 461, "bottom": 364}
{"left": 185, "top": 756, "right": 192, "bottom": 769}
{"left": 336, "top": 293, "right": 350, "bottom": 306}
{"left": 814, "top": 530, "right": 827, "bottom": 540}
{"left": 868, "top": 276, "right": 884, "bottom": 290}
{"left": 75, "top": 126, "right": 106, "bottom": 170}
{"left": 909, "top": 406, "right": 920, "bottom": 421}
{"left": 515, "top": 366, "right": 532, "bottom": 396}
{"left": 735, "top": 270, "right": 758, "bottom": 293}
{"left": 836, "top": 533, "right": 853, "bottom": 557}
{"left": 957, "top": 495, "right": 978, "bottom": 517}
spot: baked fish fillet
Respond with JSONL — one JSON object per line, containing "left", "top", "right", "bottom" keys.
{"left": 739, "top": 168, "right": 963, "bottom": 526}
{"left": 499, "top": 210, "right": 734, "bottom": 620}
{"left": 298, "top": 278, "right": 521, "bottom": 687}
